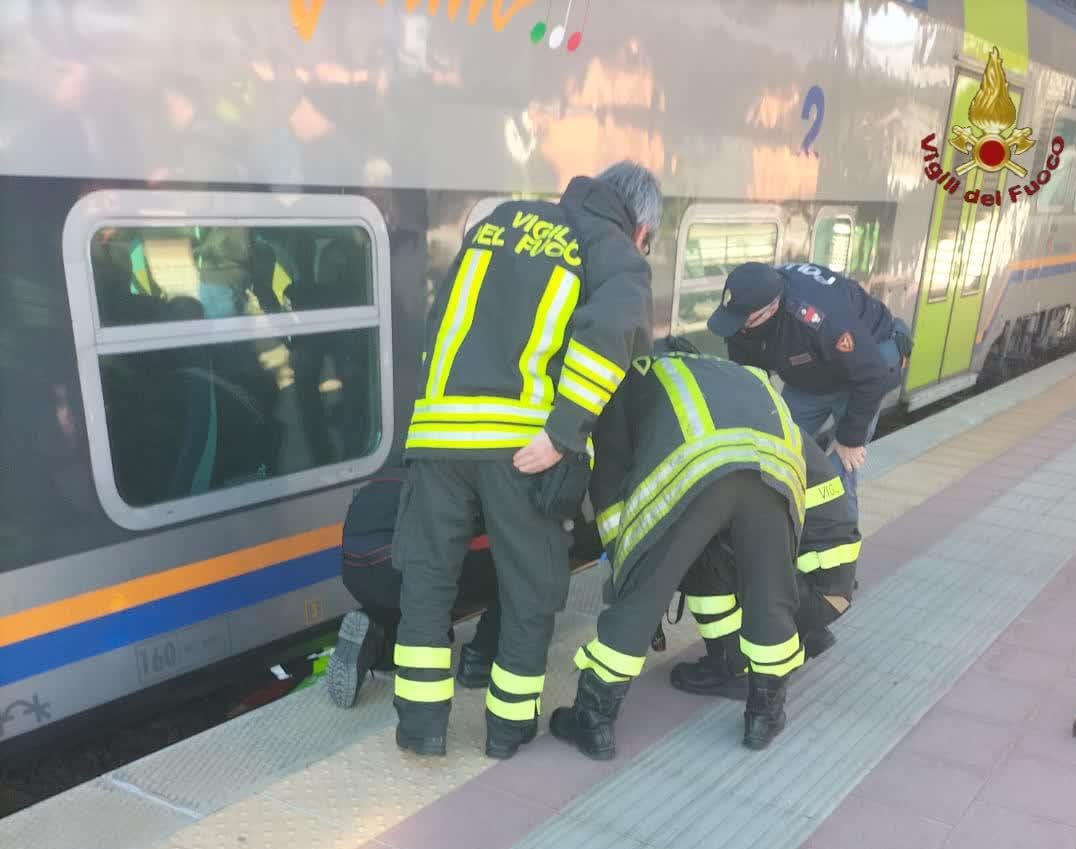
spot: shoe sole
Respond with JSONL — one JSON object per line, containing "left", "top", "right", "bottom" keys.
{"left": 326, "top": 610, "right": 370, "bottom": 709}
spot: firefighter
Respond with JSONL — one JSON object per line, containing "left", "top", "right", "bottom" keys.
{"left": 392, "top": 162, "right": 661, "bottom": 760}
{"left": 669, "top": 424, "right": 860, "bottom": 699}
{"left": 327, "top": 472, "right": 603, "bottom": 709}
{"left": 706, "top": 262, "right": 912, "bottom": 520}
{"left": 550, "top": 337, "right": 807, "bottom": 759}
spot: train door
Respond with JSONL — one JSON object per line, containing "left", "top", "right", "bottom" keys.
{"left": 671, "top": 204, "right": 783, "bottom": 358}
{"left": 905, "top": 68, "right": 1024, "bottom": 392}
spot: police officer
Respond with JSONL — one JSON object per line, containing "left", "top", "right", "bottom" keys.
{"left": 392, "top": 162, "right": 661, "bottom": 760}
{"left": 550, "top": 338, "right": 807, "bottom": 759}
{"left": 669, "top": 424, "right": 860, "bottom": 699}
{"left": 706, "top": 262, "right": 912, "bottom": 519}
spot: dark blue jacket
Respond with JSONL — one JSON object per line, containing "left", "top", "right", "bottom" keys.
{"left": 726, "top": 263, "right": 900, "bottom": 447}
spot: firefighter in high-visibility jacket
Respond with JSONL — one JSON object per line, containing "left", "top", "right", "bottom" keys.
{"left": 669, "top": 424, "right": 860, "bottom": 699}
{"left": 550, "top": 338, "right": 807, "bottom": 758}
{"left": 392, "top": 162, "right": 661, "bottom": 760}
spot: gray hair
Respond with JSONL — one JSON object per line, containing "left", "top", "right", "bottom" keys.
{"left": 595, "top": 160, "right": 663, "bottom": 233}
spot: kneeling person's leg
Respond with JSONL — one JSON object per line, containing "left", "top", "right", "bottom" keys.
{"left": 670, "top": 539, "right": 749, "bottom": 699}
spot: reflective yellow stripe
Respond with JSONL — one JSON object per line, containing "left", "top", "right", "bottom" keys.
{"left": 485, "top": 690, "right": 540, "bottom": 721}
{"left": 573, "top": 647, "right": 632, "bottom": 683}
{"left": 686, "top": 594, "right": 737, "bottom": 615}
{"left": 582, "top": 638, "right": 644, "bottom": 677}
{"left": 806, "top": 476, "right": 845, "bottom": 509}
{"left": 394, "top": 644, "right": 451, "bottom": 669}
{"left": 406, "top": 421, "right": 543, "bottom": 451}
{"left": 748, "top": 647, "right": 805, "bottom": 677}
{"left": 425, "top": 248, "right": 492, "bottom": 398}
{"left": 597, "top": 502, "right": 623, "bottom": 545}
{"left": 394, "top": 675, "right": 454, "bottom": 703}
{"left": 698, "top": 608, "right": 742, "bottom": 639}
{"left": 564, "top": 339, "right": 625, "bottom": 393}
{"left": 490, "top": 663, "right": 544, "bottom": 696}
{"left": 750, "top": 367, "right": 802, "bottom": 456}
{"left": 557, "top": 370, "right": 609, "bottom": 416}
{"left": 740, "top": 632, "right": 801, "bottom": 665}
{"left": 797, "top": 541, "right": 862, "bottom": 573}
{"left": 412, "top": 396, "right": 549, "bottom": 426}
{"left": 615, "top": 433, "right": 806, "bottom": 576}
{"left": 519, "top": 266, "right": 581, "bottom": 407}
{"left": 653, "top": 358, "right": 715, "bottom": 440}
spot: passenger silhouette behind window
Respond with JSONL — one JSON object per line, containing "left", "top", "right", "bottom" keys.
{"left": 290, "top": 235, "right": 374, "bottom": 466}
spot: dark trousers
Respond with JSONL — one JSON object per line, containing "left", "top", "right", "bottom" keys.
{"left": 681, "top": 543, "right": 855, "bottom": 639}
{"left": 594, "top": 471, "right": 802, "bottom": 678}
{"left": 393, "top": 458, "right": 572, "bottom": 721}
{"left": 340, "top": 549, "right": 501, "bottom": 670}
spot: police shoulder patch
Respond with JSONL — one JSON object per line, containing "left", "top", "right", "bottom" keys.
{"left": 790, "top": 299, "right": 826, "bottom": 329}
{"left": 835, "top": 331, "right": 855, "bottom": 353}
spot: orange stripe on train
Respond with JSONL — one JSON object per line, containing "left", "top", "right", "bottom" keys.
{"left": 0, "top": 524, "right": 343, "bottom": 649}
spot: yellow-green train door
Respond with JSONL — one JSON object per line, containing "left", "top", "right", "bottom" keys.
{"left": 906, "top": 2, "right": 1028, "bottom": 392}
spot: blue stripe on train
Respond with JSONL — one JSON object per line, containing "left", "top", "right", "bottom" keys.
{"left": 1009, "top": 260, "right": 1076, "bottom": 284}
{"left": 0, "top": 546, "right": 341, "bottom": 687}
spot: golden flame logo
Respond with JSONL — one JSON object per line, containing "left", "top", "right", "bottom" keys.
{"left": 949, "top": 47, "right": 1034, "bottom": 178}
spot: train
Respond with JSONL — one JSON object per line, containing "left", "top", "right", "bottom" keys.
{"left": 3, "top": 0, "right": 1076, "bottom": 759}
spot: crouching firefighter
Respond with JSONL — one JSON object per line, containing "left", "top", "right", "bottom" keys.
{"left": 391, "top": 162, "right": 660, "bottom": 760}
{"left": 669, "top": 427, "right": 860, "bottom": 699}
{"left": 550, "top": 337, "right": 807, "bottom": 759}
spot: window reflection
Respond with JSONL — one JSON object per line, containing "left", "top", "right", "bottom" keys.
{"left": 91, "top": 225, "right": 374, "bottom": 327}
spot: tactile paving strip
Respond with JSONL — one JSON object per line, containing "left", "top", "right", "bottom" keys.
{"left": 507, "top": 441, "right": 1076, "bottom": 849}
{"left": 0, "top": 777, "right": 196, "bottom": 849}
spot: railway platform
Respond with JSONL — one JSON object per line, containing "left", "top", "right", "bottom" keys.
{"left": 5, "top": 354, "right": 1076, "bottom": 849}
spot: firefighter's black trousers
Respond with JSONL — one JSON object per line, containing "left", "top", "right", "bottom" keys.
{"left": 681, "top": 540, "right": 855, "bottom": 643}
{"left": 578, "top": 471, "right": 803, "bottom": 685}
{"left": 393, "top": 459, "right": 572, "bottom": 727}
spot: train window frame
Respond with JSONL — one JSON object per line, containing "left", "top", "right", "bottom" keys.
{"left": 670, "top": 203, "right": 784, "bottom": 340}
{"left": 809, "top": 206, "right": 856, "bottom": 274}
{"left": 62, "top": 189, "right": 394, "bottom": 532}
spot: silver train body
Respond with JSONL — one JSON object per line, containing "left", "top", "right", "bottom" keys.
{"left": 2, "top": 0, "right": 1075, "bottom": 754}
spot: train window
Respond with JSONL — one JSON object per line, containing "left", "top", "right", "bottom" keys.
{"left": 1038, "top": 107, "right": 1076, "bottom": 213}
{"left": 63, "top": 190, "right": 393, "bottom": 531}
{"left": 672, "top": 207, "right": 782, "bottom": 356}
{"left": 810, "top": 211, "right": 854, "bottom": 273}
{"left": 92, "top": 225, "right": 374, "bottom": 327}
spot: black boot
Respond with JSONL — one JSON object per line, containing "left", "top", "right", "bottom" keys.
{"left": 456, "top": 643, "right": 494, "bottom": 689}
{"left": 803, "top": 626, "right": 836, "bottom": 660}
{"left": 326, "top": 610, "right": 387, "bottom": 709}
{"left": 549, "top": 669, "right": 631, "bottom": 761}
{"left": 484, "top": 712, "right": 537, "bottom": 759}
{"left": 743, "top": 671, "right": 787, "bottom": 750}
{"left": 394, "top": 700, "right": 449, "bottom": 757}
{"left": 669, "top": 635, "right": 748, "bottom": 699}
